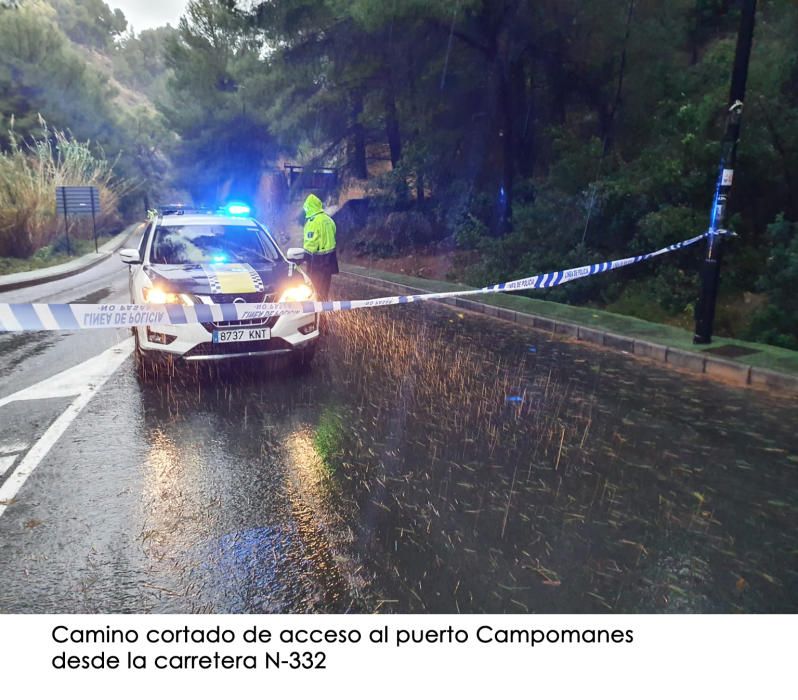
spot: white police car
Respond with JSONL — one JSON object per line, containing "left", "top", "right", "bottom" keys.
{"left": 119, "top": 206, "right": 319, "bottom": 372}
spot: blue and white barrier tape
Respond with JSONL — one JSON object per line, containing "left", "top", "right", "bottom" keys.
{"left": 0, "top": 232, "right": 707, "bottom": 332}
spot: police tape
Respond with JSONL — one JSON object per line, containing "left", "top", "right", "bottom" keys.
{"left": 0, "top": 232, "right": 708, "bottom": 332}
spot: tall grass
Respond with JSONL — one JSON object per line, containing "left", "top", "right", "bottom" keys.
{"left": 0, "top": 116, "right": 131, "bottom": 257}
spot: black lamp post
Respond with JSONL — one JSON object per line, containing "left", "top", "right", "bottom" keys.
{"left": 694, "top": 0, "right": 757, "bottom": 344}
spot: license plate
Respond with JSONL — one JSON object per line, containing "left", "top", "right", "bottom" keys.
{"left": 212, "top": 327, "right": 271, "bottom": 343}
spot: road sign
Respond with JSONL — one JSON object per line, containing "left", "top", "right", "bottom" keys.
{"left": 56, "top": 186, "right": 100, "bottom": 215}
{"left": 55, "top": 186, "right": 101, "bottom": 254}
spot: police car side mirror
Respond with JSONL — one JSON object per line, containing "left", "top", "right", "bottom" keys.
{"left": 119, "top": 248, "right": 141, "bottom": 265}
{"left": 286, "top": 248, "right": 306, "bottom": 263}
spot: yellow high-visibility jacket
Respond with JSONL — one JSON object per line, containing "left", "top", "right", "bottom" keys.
{"left": 303, "top": 194, "right": 336, "bottom": 254}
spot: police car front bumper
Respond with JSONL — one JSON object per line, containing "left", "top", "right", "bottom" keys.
{"left": 136, "top": 311, "right": 319, "bottom": 362}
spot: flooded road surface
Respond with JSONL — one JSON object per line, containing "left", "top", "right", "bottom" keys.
{"left": 0, "top": 268, "right": 796, "bottom": 613}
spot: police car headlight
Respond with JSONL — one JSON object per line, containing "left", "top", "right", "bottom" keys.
{"left": 143, "top": 287, "right": 194, "bottom": 305}
{"left": 279, "top": 283, "right": 314, "bottom": 303}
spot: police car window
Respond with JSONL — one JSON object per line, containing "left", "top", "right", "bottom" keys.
{"left": 138, "top": 221, "right": 154, "bottom": 260}
{"left": 150, "top": 225, "right": 279, "bottom": 265}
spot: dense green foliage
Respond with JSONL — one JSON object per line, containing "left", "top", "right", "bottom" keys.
{"left": 0, "top": 0, "right": 176, "bottom": 235}
{"left": 0, "top": 1, "right": 119, "bottom": 144}
{"left": 150, "top": 0, "right": 797, "bottom": 345}
{"left": 160, "top": 0, "right": 275, "bottom": 203}
{"left": 112, "top": 26, "right": 176, "bottom": 103}
{"left": 1, "top": 0, "right": 796, "bottom": 347}
{"left": 50, "top": 0, "right": 127, "bottom": 49}
{"left": 746, "top": 216, "right": 798, "bottom": 348}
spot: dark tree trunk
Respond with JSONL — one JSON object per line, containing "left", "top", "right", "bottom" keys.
{"left": 547, "top": 31, "right": 568, "bottom": 125}
{"left": 349, "top": 92, "right": 368, "bottom": 179}
{"left": 406, "top": 52, "right": 426, "bottom": 203}
{"left": 384, "top": 85, "right": 402, "bottom": 168}
{"left": 514, "top": 62, "right": 535, "bottom": 179}
{"left": 496, "top": 63, "right": 514, "bottom": 235}
{"left": 603, "top": 0, "right": 635, "bottom": 155}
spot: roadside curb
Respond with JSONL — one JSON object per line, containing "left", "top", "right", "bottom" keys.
{"left": 341, "top": 270, "right": 798, "bottom": 395}
{"left": 0, "top": 223, "right": 141, "bottom": 293}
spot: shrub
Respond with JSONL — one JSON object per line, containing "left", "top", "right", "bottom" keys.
{"left": 353, "top": 209, "right": 438, "bottom": 257}
{"left": 744, "top": 215, "right": 798, "bottom": 349}
{"left": 385, "top": 210, "right": 436, "bottom": 246}
{"left": 454, "top": 213, "right": 490, "bottom": 250}
{"left": 0, "top": 116, "right": 131, "bottom": 257}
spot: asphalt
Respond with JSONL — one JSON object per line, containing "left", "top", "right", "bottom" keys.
{"left": 0, "top": 253, "right": 796, "bottom": 613}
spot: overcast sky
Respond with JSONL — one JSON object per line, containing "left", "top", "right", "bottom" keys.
{"left": 111, "top": 0, "right": 188, "bottom": 31}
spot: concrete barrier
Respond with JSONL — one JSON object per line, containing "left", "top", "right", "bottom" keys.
{"left": 455, "top": 298, "right": 483, "bottom": 313}
{"left": 497, "top": 307, "right": 517, "bottom": 323}
{"left": 532, "top": 316, "right": 556, "bottom": 332}
{"left": 578, "top": 327, "right": 604, "bottom": 345}
{"left": 750, "top": 367, "right": 798, "bottom": 393}
{"left": 665, "top": 349, "right": 707, "bottom": 373}
{"left": 603, "top": 333, "right": 635, "bottom": 353}
{"left": 340, "top": 270, "right": 797, "bottom": 394}
{"left": 554, "top": 321, "right": 580, "bottom": 338}
{"left": 633, "top": 340, "right": 669, "bottom": 363}
{"left": 704, "top": 357, "right": 752, "bottom": 386}
{"left": 515, "top": 312, "right": 537, "bottom": 329}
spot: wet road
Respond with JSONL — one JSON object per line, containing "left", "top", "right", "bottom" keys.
{"left": 0, "top": 246, "right": 796, "bottom": 613}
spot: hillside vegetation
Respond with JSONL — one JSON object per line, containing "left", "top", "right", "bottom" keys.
{"left": 1, "top": 0, "right": 796, "bottom": 348}
{"left": 0, "top": 0, "right": 175, "bottom": 256}
{"left": 152, "top": 0, "right": 798, "bottom": 348}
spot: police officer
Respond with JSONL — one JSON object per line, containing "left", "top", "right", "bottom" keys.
{"left": 301, "top": 193, "right": 338, "bottom": 300}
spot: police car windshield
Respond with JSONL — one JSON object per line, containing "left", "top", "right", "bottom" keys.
{"left": 150, "top": 224, "right": 279, "bottom": 265}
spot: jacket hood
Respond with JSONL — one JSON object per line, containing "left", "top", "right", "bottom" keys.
{"left": 303, "top": 193, "right": 324, "bottom": 219}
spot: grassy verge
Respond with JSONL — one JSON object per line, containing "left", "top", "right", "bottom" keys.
{"left": 0, "top": 234, "right": 119, "bottom": 276}
{"left": 342, "top": 263, "right": 798, "bottom": 377}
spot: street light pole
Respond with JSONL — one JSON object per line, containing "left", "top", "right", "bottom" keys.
{"left": 693, "top": 0, "right": 757, "bottom": 344}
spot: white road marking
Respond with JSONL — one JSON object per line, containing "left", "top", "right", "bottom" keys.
{"left": 0, "top": 337, "right": 133, "bottom": 517}
{"left": 0, "top": 440, "right": 28, "bottom": 454}
{"left": 0, "top": 337, "right": 133, "bottom": 407}
{"left": 0, "top": 455, "right": 15, "bottom": 478}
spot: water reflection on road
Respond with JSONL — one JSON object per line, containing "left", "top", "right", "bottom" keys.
{"left": 134, "top": 365, "right": 363, "bottom": 613}
{"left": 1, "top": 278, "right": 794, "bottom": 614}
{"left": 131, "top": 278, "right": 797, "bottom": 613}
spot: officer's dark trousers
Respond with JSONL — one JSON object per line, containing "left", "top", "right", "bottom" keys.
{"left": 305, "top": 250, "right": 338, "bottom": 301}
{"left": 312, "top": 270, "right": 332, "bottom": 301}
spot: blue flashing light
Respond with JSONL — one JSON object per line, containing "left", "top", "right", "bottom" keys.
{"left": 211, "top": 254, "right": 227, "bottom": 263}
{"left": 225, "top": 202, "right": 251, "bottom": 217}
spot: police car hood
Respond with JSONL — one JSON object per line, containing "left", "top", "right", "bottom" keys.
{"left": 145, "top": 260, "right": 290, "bottom": 297}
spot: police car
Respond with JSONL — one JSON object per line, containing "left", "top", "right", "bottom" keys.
{"left": 119, "top": 205, "right": 319, "bottom": 372}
